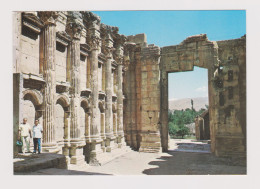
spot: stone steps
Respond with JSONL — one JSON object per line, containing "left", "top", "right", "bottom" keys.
{"left": 139, "top": 146, "right": 162, "bottom": 153}
{"left": 14, "top": 153, "right": 67, "bottom": 174}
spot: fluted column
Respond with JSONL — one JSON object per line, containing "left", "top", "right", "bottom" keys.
{"left": 39, "top": 12, "right": 58, "bottom": 150}
{"left": 117, "top": 60, "right": 124, "bottom": 136}
{"left": 66, "top": 18, "right": 82, "bottom": 142}
{"left": 65, "top": 12, "right": 86, "bottom": 165}
{"left": 89, "top": 36, "right": 101, "bottom": 139}
{"left": 105, "top": 47, "right": 114, "bottom": 138}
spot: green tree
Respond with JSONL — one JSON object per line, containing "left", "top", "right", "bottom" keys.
{"left": 176, "top": 124, "right": 190, "bottom": 139}
{"left": 168, "top": 107, "right": 207, "bottom": 138}
{"left": 169, "top": 122, "right": 178, "bottom": 136}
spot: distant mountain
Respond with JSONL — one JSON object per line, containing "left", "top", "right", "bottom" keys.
{"left": 169, "top": 97, "right": 208, "bottom": 111}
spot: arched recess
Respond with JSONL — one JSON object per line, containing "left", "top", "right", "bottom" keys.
{"left": 55, "top": 94, "right": 70, "bottom": 147}
{"left": 99, "top": 101, "right": 105, "bottom": 138}
{"left": 112, "top": 103, "right": 117, "bottom": 136}
{"left": 80, "top": 98, "right": 90, "bottom": 140}
{"left": 22, "top": 89, "right": 43, "bottom": 126}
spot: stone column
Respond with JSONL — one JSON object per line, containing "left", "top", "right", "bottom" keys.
{"left": 105, "top": 48, "right": 113, "bottom": 138}
{"left": 117, "top": 63, "right": 123, "bottom": 132}
{"left": 90, "top": 37, "right": 101, "bottom": 140}
{"left": 86, "top": 19, "right": 104, "bottom": 165}
{"left": 66, "top": 14, "right": 85, "bottom": 164}
{"left": 104, "top": 48, "right": 115, "bottom": 152}
{"left": 39, "top": 12, "right": 58, "bottom": 152}
{"left": 129, "top": 45, "right": 138, "bottom": 150}
{"left": 13, "top": 12, "right": 22, "bottom": 73}
{"left": 115, "top": 49, "right": 126, "bottom": 148}
{"left": 139, "top": 45, "right": 162, "bottom": 153}
{"left": 123, "top": 43, "right": 136, "bottom": 148}
{"left": 160, "top": 70, "right": 168, "bottom": 152}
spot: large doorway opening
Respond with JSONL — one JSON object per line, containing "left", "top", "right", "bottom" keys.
{"left": 168, "top": 67, "right": 210, "bottom": 152}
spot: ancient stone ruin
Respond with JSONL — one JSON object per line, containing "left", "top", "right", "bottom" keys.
{"left": 13, "top": 11, "right": 246, "bottom": 165}
{"left": 195, "top": 110, "right": 210, "bottom": 140}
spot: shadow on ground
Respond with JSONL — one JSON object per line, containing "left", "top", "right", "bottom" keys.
{"left": 142, "top": 150, "right": 246, "bottom": 175}
{"left": 14, "top": 168, "right": 111, "bottom": 175}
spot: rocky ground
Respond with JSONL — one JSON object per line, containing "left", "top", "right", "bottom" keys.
{"left": 14, "top": 139, "right": 246, "bottom": 175}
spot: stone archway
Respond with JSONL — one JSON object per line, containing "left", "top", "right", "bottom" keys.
{"left": 22, "top": 89, "right": 44, "bottom": 125}
{"left": 160, "top": 34, "right": 219, "bottom": 153}
{"left": 159, "top": 34, "right": 246, "bottom": 159}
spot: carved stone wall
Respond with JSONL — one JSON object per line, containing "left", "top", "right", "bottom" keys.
{"left": 13, "top": 11, "right": 246, "bottom": 164}
{"left": 13, "top": 11, "right": 128, "bottom": 164}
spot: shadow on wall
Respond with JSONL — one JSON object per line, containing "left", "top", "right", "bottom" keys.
{"left": 142, "top": 151, "right": 246, "bottom": 175}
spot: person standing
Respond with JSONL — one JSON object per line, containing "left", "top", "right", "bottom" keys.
{"left": 18, "top": 118, "right": 32, "bottom": 154}
{"left": 32, "top": 119, "right": 43, "bottom": 154}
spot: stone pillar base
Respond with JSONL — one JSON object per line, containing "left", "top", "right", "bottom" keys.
{"left": 105, "top": 136, "right": 117, "bottom": 152}
{"left": 62, "top": 145, "right": 70, "bottom": 165}
{"left": 139, "top": 132, "right": 162, "bottom": 153}
{"left": 69, "top": 143, "right": 86, "bottom": 165}
{"left": 117, "top": 135, "right": 126, "bottom": 148}
{"left": 125, "top": 134, "right": 132, "bottom": 147}
{"left": 42, "top": 143, "right": 59, "bottom": 153}
{"left": 85, "top": 140, "right": 103, "bottom": 166}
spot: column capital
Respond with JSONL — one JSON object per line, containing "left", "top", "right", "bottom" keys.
{"left": 81, "top": 11, "right": 101, "bottom": 26}
{"left": 115, "top": 56, "right": 124, "bottom": 65}
{"left": 38, "top": 11, "right": 59, "bottom": 26}
{"left": 104, "top": 47, "right": 115, "bottom": 59}
{"left": 66, "top": 14, "right": 83, "bottom": 40}
{"left": 114, "top": 34, "right": 127, "bottom": 49}
{"left": 88, "top": 36, "right": 101, "bottom": 50}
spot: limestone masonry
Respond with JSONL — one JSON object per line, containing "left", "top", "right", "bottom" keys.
{"left": 13, "top": 11, "right": 246, "bottom": 165}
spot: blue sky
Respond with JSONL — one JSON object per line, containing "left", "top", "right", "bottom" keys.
{"left": 93, "top": 10, "right": 246, "bottom": 100}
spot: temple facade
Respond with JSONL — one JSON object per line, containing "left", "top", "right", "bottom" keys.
{"left": 13, "top": 11, "right": 246, "bottom": 165}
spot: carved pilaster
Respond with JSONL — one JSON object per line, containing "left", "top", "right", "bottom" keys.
{"left": 123, "top": 42, "right": 137, "bottom": 149}
{"left": 38, "top": 12, "right": 58, "bottom": 151}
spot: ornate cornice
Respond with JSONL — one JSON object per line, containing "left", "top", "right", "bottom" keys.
{"left": 56, "top": 31, "right": 71, "bottom": 46}
{"left": 38, "top": 11, "right": 59, "bottom": 26}
{"left": 22, "top": 12, "right": 44, "bottom": 33}
{"left": 66, "top": 12, "right": 83, "bottom": 40}
{"left": 81, "top": 11, "right": 101, "bottom": 26}
{"left": 114, "top": 34, "right": 127, "bottom": 48}
{"left": 100, "top": 23, "right": 118, "bottom": 37}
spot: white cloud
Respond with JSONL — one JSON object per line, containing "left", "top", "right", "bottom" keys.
{"left": 195, "top": 86, "right": 208, "bottom": 92}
